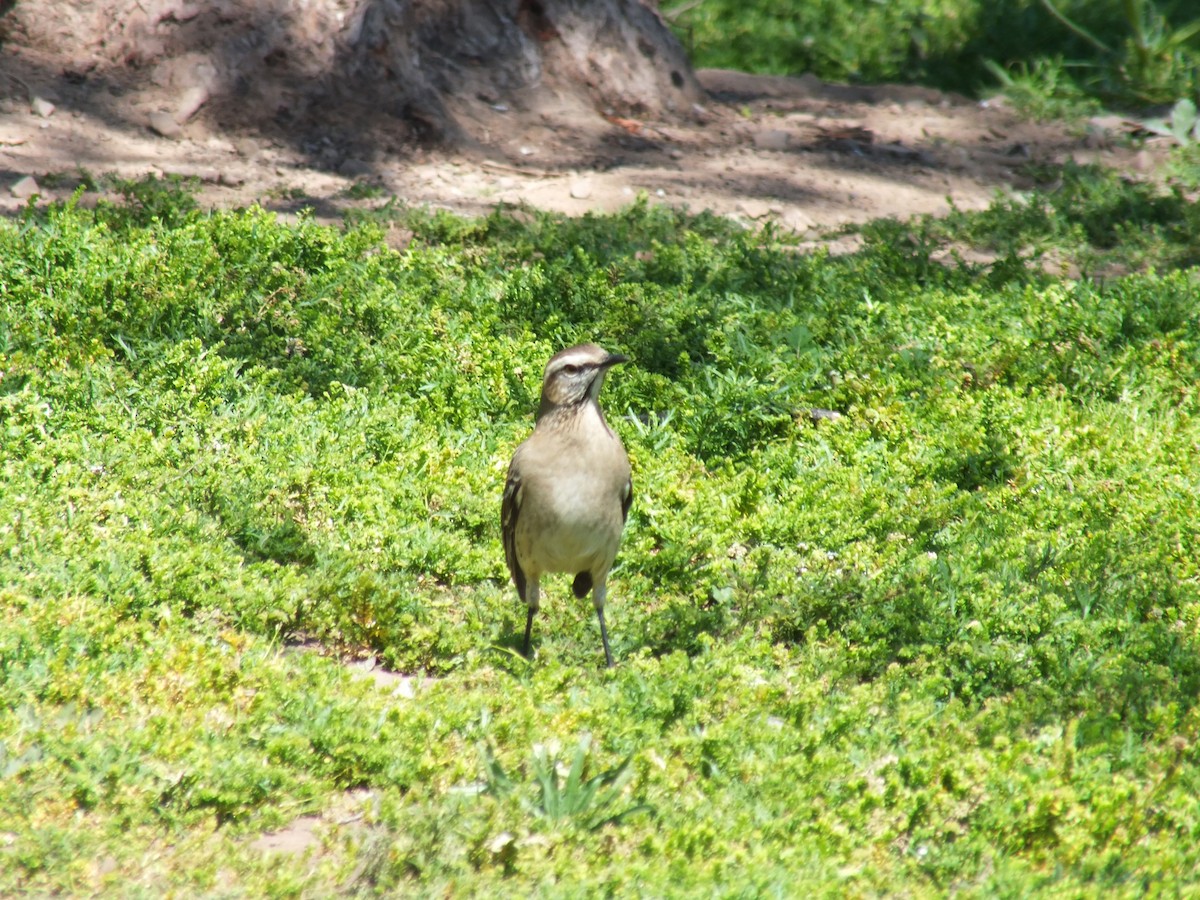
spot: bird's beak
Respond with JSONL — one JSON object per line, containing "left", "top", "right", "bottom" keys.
{"left": 601, "top": 352, "right": 628, "bottom": 368}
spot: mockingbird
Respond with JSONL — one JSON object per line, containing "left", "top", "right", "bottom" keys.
{"left": 501, "top": 343, "right": 632, "bottom": 667}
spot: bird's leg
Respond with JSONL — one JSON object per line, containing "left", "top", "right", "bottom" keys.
{"left": 593, "top": 578, "right": 614, "bottom": 668}
{"left": 522, "top": 578, "right": 540, "bottom": 659}
{"left": 596, "top": 607, "right": 614, "bottom": 668}
{"left": 523, "top": 607, "right": 535, "bottom": 658}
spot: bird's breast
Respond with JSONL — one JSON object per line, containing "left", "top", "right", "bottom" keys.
{"left": 515, "top": 434, "right": 630, "bottom": 576}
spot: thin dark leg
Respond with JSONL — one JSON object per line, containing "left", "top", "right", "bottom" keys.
{"left": 523, "top": 606, "right": 535, "bottom": 658}
{"left": 596, "top": 607, "right": 614, "bottom": 668}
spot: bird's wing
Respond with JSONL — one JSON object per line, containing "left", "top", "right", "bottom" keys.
{"left": 621, "top": 473, "right": 633, "bottom": 523}
{"left": 501, "top": 455, "right": 527, "bottom": 601}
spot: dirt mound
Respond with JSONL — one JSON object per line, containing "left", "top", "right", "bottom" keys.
{"left": 0, "top": 0, "right": 1167, "bottom": 233}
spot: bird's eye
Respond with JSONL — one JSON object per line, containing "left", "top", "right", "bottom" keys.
{"left": 562, "top": 364, "right": 580, "bottom": 376}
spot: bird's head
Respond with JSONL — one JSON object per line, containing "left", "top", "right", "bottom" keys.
{"left": 537, "top": 343, "right": 627, "bottom": 417}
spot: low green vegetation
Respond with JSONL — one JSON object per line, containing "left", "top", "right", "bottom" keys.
{"left": 2, "top": 172, "right": 1199, "bottom": 894}
{"left": 884, "top": 161, "right": 1200, "bottom": 274}
{"left": 671, "top": 0, "right": 1200, "bottom": 109}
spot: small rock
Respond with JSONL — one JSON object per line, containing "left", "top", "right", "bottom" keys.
{"left": 218, "top": 171, "right": 246, "bottom": 187}
{"left": 808, "top": 408, "right": 843, "bottom": 424}
{"left": 669, "top": 148, "right": 684, "bottom": 160}
{"left": 174, "top": 85, "right": 209, "bottom": 124}
{"left": 172, "top": 2, "right": 202, "bottom": 22}
{"left": 569, "top": 179, "right": 593, "bottom": 200}
{"left": 783, "top": 209, "right": 816, "bottom": 232}
{"left": 148, "top": 112, "right": 182, "bottom": 138}
{"left": 93, "top": 856, "right": 119, "bottom": 877}
{"left": 31, "top": 96, "right": 55, "bottom": 118}
{"left": 737, "top": 199, "right": 776, "bottom": 219}
{"left": 753, "top": 129, "right": 790, "bottom": 151}
{"left": 1087, "top": 114, "right": 1128, "bottom": 136}
{"left": 338, "top": 157, "right": 372, "bottom": 177}
{"left": 9, "top": 175, "right": 39, "bottom": 199}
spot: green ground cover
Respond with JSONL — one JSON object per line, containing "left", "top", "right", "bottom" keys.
{"left": 1, "top": 169, "right": 1198, "bottom": 894}
{"left": 671, "top": 0, "right": 1200, "bottom": 108}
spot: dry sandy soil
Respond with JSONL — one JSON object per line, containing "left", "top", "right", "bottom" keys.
{"left": 0, "top": 3, "right": 1168, "bottom": 238}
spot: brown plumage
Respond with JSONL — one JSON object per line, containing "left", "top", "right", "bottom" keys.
{"left": 501, "top": 344, "right": 632, "bottom": 667}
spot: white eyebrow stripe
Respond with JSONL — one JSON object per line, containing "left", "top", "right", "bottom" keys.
{"left": 549, "top": 349, "right": 602, "bottom": 371}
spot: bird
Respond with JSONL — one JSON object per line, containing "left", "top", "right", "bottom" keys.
{"left": 501, "top": 343, "right": 632, "bottom": 668}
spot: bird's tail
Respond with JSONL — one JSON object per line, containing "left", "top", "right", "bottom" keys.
{"left": 572, "top": 572, "right": 593, "bottom": 599}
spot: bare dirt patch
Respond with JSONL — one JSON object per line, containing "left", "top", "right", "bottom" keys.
{"left": 0, "top": 1, "right": 1167, "bottom": 233}
{"left": 249, "top": 788, "right": 378, "bottom": 857}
